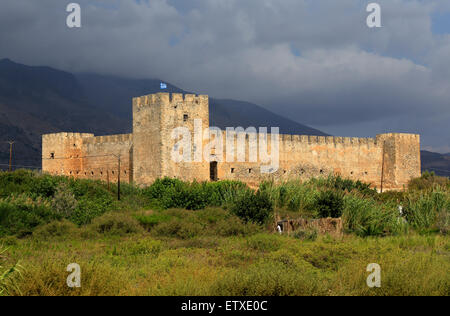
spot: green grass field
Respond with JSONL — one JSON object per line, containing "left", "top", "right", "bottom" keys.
{"left": 0, "top": 170, "right": 449, "bottom": 296}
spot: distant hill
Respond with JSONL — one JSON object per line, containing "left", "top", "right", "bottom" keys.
{"left": 0, "top": 59, "right": 327, "bottom": 169}
{"left": 2, "top": 59, "right": 448, "bottom": 178}
{"left": 76, "top": 73, "right": 328, "bottom": 136}
{"left": 421, "top": 150, "right": 450, "bottom": 177}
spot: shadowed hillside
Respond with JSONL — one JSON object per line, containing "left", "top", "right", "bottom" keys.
{"left": 0, "top": 59, "right": 328, "bottom": 168}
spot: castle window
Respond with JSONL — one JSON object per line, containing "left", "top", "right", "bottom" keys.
{"left": 183, "top": 114, "right": 189, "bottom": 122}
{"left": 124, "top": 170, "right": 127, "bottom": 174}
{"left": 73, "top": 144, "right": 76, "bottom": 147}
{"left": 365, "top": 171, "right": 368, "bottom": 175}
{"left": 283, "top": 170, "right": 287, "bottom": 174}
{"left": 320, "top": 169, "right": 324, "bottom": 174}
{"left": 91, "top": 171, "right": 94, "bottom": 175}
{"left": 350, "top": 171, "right": 354, "bottom": 175}
{"left": 50, "top": 152, "right": 55, "bottom": 159}
{"left": 100, "top": 171, "right": 103, "bottom": 175}
{"left": 231, "top": 168, "right": 235, "bottom": 173}
{"left": 248, "top": 168, "right": 252, "bottom": 174}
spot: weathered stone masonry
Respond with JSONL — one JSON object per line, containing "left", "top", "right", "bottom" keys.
{"left": 42, "top": 93, "right": 421, "bottom": 191}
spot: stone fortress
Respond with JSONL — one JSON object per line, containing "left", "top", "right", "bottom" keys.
{"left": 42, "top": 93, "right": 421, "bottom": 191}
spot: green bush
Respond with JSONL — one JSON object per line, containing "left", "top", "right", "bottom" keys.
{"left": 231, "top": 190, "right": 273, "bottom": 224}
{"left": 310, "top": 175, "right": 377, "bottom": 197}
{"left": 375, "top": 191, "right": 407, "bottom": 204}
{"left": 342, "top": 195, "right": 405, "bottom": 237}
{"left": 88, "top": 212, "right": 143, "bottom": 236}
{"left": 214, "top": 217, "right": 261, "bottom": 237}
{"left": 135, "top": 213, "right": 172, "bottom": 230}
{"left": 33, "top": 220, "right": 79, "bottom": 238}
{"left": 153, "top": 218, "right": 203, "bottom": 239}
{"left": 259, "top": 180, "right": 317, "bottom": 215}
{"left": 51, "top": 183, "right": 77, "bottom": 219}
{"left": 145, "top": 178, "right": 249, "bottom": 210}
{"left": 0, "top": 194, "right": 55, "bottom": 237}
{"left": 314, "top": 190, "right": 344, "bottom": 218}
{"left": 404, "top": 190, "right": 449, "bottom": 232}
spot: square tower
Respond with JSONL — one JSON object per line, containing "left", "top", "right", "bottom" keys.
{"left": 132, "top": 93, "right": 210, "bottom": 185}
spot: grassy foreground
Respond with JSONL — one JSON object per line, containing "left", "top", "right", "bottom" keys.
{"left": 0, "top": 170, "right": 449, "bottom": 296}
{"left": 1, "top": 226, "right": 449, "bottom": 296}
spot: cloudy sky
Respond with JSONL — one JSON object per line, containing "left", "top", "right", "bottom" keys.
{"left": 1, "top": 0, "right": 450, "bottom": 152}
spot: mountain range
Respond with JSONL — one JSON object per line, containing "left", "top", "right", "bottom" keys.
{"left": 0, "top": 58, "right": 448, "bottom": 177}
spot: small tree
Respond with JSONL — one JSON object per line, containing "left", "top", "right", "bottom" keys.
{"left": 51, "top": 183, "right": 77, "bottom": 219}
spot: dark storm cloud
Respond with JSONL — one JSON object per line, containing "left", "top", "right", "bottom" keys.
{"left": 0, "top": 0, "right": 449, "bottom": 152}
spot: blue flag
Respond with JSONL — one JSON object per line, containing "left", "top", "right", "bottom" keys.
{"left": 160, "top": 82, "right": 167, "bottom": 89}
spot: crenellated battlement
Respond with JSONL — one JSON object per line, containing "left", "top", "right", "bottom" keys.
{"left": 278, "top": 134, "right": 377, "bottom": 147}
{"left": 42, "top": 132, "right": 94, "bottom": 140}
{"left": 83, "top": 134, "right": 132, "bottom": 145}
{"left": 133, "top": 93, "right": 208, "bottom": 109}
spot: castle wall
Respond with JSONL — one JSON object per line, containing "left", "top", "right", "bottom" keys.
{"left": 42, "top": 132, "right": 132, "bottom": 183}
{"left": 82, "top": 134, "right": 132, "bottom": 183}
{"left": 216, "top": 133, "right": 384, "bottom": 189}
{"left": 42, "top": 93, "right": 421, "bottom": 191}
{"left": 42, "top": 133, "right": 93, "bottom": 177}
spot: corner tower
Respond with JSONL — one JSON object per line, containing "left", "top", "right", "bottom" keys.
{"left": 377, "top": 133, "right": 421, "bottom": 191}
{"left": 132, "top": 93, "right": 210, "bottom": 185}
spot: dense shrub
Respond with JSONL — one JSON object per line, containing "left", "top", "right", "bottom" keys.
{"left": 70, "top": 196, "right": 113, "bottom": 226}
{"left": 214, "top": 217, "right": 261, "bottom": 237}
{"left": 33, "top": 220, "right": 79, "bottom": 238}
{"left": 231, "top": 191, "right": 273, "bottom": 224}
{"left": 145, "top": 178, "right": 249, "bottom": 210}
{"left": 0, "top": 194, "right": 55, "bottom": 237}
{"left": 88, "top": 212, "right": 143, "bottom": 236}
{"left": 375, "top": 191, "right": 407, "bottom": 204}
{"left": 313, "top": 190, "right": 344, "bottom": 218}
{"left": 342, "top": 195, "right": 405, "bottom": 237}
{"left": 259, "top": 180, "right": 317, "bottom": 215}
{"left": 404, "top": 190, "right": 449, "bottom": 232}
{"left": 135, "top": 213, "right": 172, "bottom": 230}
{"left": 51, "top": 183, "right": 77, "bottom": 218}
{"left": 310, "top": 175, "right": 377, "bottom": 197}
{"left": 153, "top": 218, "right": 203, "bottom": 239}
